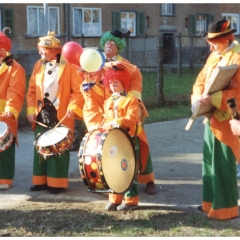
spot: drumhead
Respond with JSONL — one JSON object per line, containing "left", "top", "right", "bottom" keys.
{"left": 37, "top": 126, "right": 69, "bottom": 146}
{"left": 0, "top": 121, "right": 8, "bottom": 136}
{"left": 101, "top": 128, "right": 136, "bottom": 193}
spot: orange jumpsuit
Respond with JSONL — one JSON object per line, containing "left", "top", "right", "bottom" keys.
{"left": 0, "top": 57, "right": 26, "bottom": 186}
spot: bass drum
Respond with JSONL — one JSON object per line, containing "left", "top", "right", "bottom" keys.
{"left": 79, "top": 128, "right": 137, "bottom": 194}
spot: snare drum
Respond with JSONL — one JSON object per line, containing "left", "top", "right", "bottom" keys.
{"left": 34, "top": 125, "right": 74, "bottom": 159}
{"left": 78, "top": 128, "right": 137, "bottom": 194}
{"left": 0, "top": 121, "right": 13, "bottom": 152}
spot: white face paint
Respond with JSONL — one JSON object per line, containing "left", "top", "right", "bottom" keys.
{"left": 109, "top": 79, "right": 124, "bottom": 93}
{"left": 104, "top": 41, "right": 118, "bottom": 58}
{"left": 0, "top": 48, "right": 7, "bottom": 62}
{"left": 38, "top": 47, "right": 56, "bottom": 61}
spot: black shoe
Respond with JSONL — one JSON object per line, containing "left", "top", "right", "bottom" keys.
{"left": 197, "top": 205, "right": 204, "bottom": 212}
{"left": 49, "top": 187, "right": 64, "bottom": 194}
{"left": 146, "top": 181, "right": 157, "bottom": 195}
{"left": 30, "top": 184, "right": 49, "bottom": 191}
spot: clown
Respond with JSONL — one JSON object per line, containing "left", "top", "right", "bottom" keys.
{"left": 26, "top": 31, "right": 84, "bottom": 194}
{"left": 102, "top": 63, "right": 151, "bottom": 211}
{"left": 0, "top": 28, "right": 26, "bottom": 190}
{"left": 191, "top": 18, "right": 240, "bottom": 220}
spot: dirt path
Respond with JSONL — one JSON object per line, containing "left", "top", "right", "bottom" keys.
{"left": 1, "top": 117, "right": 239, "bottom": 214}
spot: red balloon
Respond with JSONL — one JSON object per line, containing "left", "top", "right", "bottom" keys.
{"left": 62, "top": 41, "right": 83, "bottom": 67}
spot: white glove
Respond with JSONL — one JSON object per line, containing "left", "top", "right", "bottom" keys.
{"left": 191, "top": 102, "right": 200, "bottom": 113}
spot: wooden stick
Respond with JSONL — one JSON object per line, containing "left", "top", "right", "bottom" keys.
{"left": 47, "top": 113, "right": 68, "bottom": 136}
{"left": 33, "top": 120, "right": 48, "bottom": 128}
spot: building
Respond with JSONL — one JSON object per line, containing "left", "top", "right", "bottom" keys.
{"left": 1, "top": 3, "right": 240, "bottom": 71}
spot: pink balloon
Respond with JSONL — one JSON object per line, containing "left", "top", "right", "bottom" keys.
{"left": 62, "top": 41, "right": 83, "bottom": 67}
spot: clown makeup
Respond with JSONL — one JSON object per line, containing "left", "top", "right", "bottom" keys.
{"left": 38, "top": 47, "right": 56, "bottom": 61}
{"left": 105, "top": 41, "right": 117, "bottom": 47}
{"left": 109, "top": 79, "right": 123, "bottom": 93}
{"left": 104, "top": 41, "right": 118, "bottom": 58}
{"left": 0, "top": 48, "right": 7, "bottom": 62}
{"left": 207, "top": 39, "right": 230, "bottom": 54}
{"left": 209, "top": 42, "right": 218, "bottom": 51}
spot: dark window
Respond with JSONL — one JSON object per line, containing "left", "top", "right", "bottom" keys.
{"left": 189, "top": 14, "right": 214, "bottom": 36}
{"left": 2, "top": 8, "right": 14, "bottom": 37}
{"left": 160, "top": 4, "right": 175, "bottom": 17}
{"left": 112, "top": 11, "right": 145, "bottom": 37}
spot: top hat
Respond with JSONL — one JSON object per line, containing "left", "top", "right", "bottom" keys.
{"left": 203, "top": 18, "right": 237, "bottom": 39}
{"left": 110, "top": 30, "right": 123, "bottom": 40}
{"left": 38, "top": 31, "right": 61, "bottom": 48}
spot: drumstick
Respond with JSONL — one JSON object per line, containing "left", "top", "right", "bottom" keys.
{"left": 33, "top": 120, "right": 48, "bottom": 128}
{"left": 47, "top": 113, "right": 68, "bottom": 135}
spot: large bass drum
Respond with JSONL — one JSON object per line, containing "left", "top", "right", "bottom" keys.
{"left": 78, "top": 128, "right": 137, "bottom": 194}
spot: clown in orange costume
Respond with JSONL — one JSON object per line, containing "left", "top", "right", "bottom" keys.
{"left": 0, "top": 28, "right": 26, "bottom": 190}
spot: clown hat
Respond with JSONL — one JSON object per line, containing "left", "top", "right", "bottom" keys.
{"left": 203, "top": 18, "right": 236, "bottom": 39}
{"left": 100, "top": 30, "right": 126, "bottom": 52}
{"left": 38, "top": 31, "right": 60, "bottom": 48}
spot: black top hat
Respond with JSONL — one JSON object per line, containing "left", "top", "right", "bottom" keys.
{"left": 203, "top": 18, "right": 237, "bottom": 39}
{"left": 110, "top": 30, "right": 123, "bottom": 40}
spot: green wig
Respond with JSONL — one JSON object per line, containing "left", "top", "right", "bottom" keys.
{"left": 100, "top": 31, "right": 126, "bottom": 52}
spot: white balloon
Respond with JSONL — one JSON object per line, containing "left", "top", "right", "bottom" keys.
{"left": 80, "top": 48, "right": 105, "bottom": 72}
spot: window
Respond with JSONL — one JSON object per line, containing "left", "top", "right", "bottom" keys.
{"left": 196, "top": 15, "right": 207, "bottom": 35}
{"left": 121, "top": 12, "right": 136, "bottom": 36}
{"left": 27, "top": 6, "right": 60, "bottom": 36}
{"left": 189, "top": 14, "right": 214, "bottom": 36}
{"left": 73, "top": 8, "right": 101, "bottom": 36}
{"left": 222, "top": 13, "right": 239, "bottom": 35}
{"left": 161, "top": 4, "right": 174, "bottom": 17}
{"left": 112, "top": 11, "right": 145, "bottom": 37}
{"left": 0, "top": 8, "right": 14, "bottom": 37}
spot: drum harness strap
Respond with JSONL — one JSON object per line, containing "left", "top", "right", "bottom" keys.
{"left": 133, "top": 122, "right": 141, "bottom": 176}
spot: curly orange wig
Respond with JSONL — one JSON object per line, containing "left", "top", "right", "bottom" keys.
{"left": 103, "top": 63, "right": 130, "bottom": 92}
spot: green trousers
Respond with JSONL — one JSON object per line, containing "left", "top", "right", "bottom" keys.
{"left": 202, "top": 123, "right": 238, "bottom": 212}
{"left": 0, "top": 138, "right": 15, "bottom": 184}
{"left": 32, "top": 125, "right": 70, "bottom": 188}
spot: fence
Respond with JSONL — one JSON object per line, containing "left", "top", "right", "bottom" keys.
{"left": 14, "top": 35, "right": 210, "bottom": 110}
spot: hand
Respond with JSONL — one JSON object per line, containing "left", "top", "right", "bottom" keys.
{"left": 67, "top": 109, "right": 74, "bottom": 119}
{"left": 27, "top": 114, "right": 36, "bottom": 123}
{"left": 199, "top": 95, "right": 212, "bottom": 106}
{"left": 2, "top": 112, "right": 15, "bottom": 120}
{"left": 103, "top": 120, "right": 119, "bottom": 130}
{"left": 191, "top": 102, "right": 199, "bottom": 113}
{"left": 229, "top": 119, "right": 240, "bottom": 136}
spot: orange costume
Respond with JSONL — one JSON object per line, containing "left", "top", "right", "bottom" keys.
{"left": 27, "top": 56, "right": 84, "bottom": 131}
{"left": 0, "top": 30, "right": 26, "bottom": 189}
{"left": 26, "top": 31, "right": 84, "bottom": 193}
{"left": 191, "top": 18, "right": 240, "bottom": 220}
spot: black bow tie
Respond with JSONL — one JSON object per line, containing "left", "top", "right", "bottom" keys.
{"left": 106, "top": 58, "right": 115, "bottom": 62}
